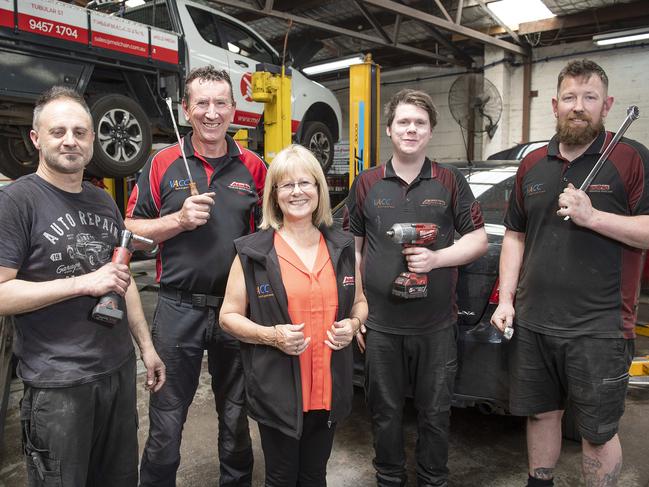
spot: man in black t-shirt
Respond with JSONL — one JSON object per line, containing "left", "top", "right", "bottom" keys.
{"left": 346, "top": 89, "right": 487, "bottom": 487}
{"left": 0, "top": 86, "right": 165, "bottom": 486}
{"left": 126, "top": 66, "right": 266, "bottom": 486}
{"left": 491, "top": 60, "right": 649, "bottom": 487}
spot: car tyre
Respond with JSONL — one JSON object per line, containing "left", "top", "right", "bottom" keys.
{"left": 0, "top": 135, "right": 39, "bottom": 180}
{"left": 88, "top": 95, "right": 152, "bottom": 177}
{"left": 300, "top": 121, "right": 334, "bottom": 174}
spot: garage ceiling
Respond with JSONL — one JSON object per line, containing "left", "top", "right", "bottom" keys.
{"left": 199, "top": 0, "right": 649, "bottom": 77}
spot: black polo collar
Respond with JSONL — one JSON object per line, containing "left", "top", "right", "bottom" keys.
{"left": 182, "top": 132, "right": 240, "bottom": 162}
{"left": 547, "top": 131, "right": 609, "bottom": 159}
{"left": 384, "top": 157, "right": 437, "bottom": 181}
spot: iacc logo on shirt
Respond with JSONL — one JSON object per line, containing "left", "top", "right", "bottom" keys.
{"left": 526, "top": 183, "right": 545, "bottom": 196}
{"left": 342, "top": 276, "right": 355, "bottom": 286}
{"left": 373, "top": 198, "right": 394, "bottom": 208}
{"left": 169, "top": 178, "right": 192, "bottom": 191}
{"left": 256, "top": 283, "right": 274, "bottom": 299}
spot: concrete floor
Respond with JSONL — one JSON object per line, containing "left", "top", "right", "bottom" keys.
{"left": 1, "top": 261, "right": 649, "bottom": 486}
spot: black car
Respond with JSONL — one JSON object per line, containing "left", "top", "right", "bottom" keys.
{"left": 487, "top": 141, "right": 548, "bottom": 161}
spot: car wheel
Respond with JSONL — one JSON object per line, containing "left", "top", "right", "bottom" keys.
{"left": 87, "top": 252, "right": 98, "bottom": 267}
{"left": 0, "top": 135, "right": 39, "bottom": 179}
{"left": 300, "top": 121, "right": 334, "bottom": 174}
{"left": 88, "top": 95, "right": 152, "bottom": 177}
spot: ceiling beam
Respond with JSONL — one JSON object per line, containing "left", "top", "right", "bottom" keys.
{"left": 474, "top": 0, "right": 522, "bottom": 44}
{"left": 362, "top": 0, "right": 527, "bottom": 54}
{"left": 455, "top": 0, "right": 464, "bottom": 25}
{"left": 518, "top": 1, "right": 649, "bottom": 35}
{"left": 353, "top": 0, "right": 393, "bottom": 44}
{"left": 425, "top": 25, "right": 474, "bottom": 64}
{"left": 208, "top": 0, "right": 469, "bottom": 65}
{"left": 431, "top": 0, "right": 452, "bottom": 23}
{"left": 393, "top": 13, "right": 402, "bottom": 44}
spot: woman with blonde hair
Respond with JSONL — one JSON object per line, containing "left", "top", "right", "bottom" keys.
{"left": 220, "top": 144, "right": 367, "bottom": 486}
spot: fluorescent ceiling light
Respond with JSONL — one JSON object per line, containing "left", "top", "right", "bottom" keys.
{"left": 487, "top": 0, "right": 555, "bottom": 30}
{"left": 303, "top": 55, "right": 365, "bottom": 75}
{"left": 125, "top": 0, "right": 145, "bottom": 7}
{"left": 593, "top": 27, "right": 649, "bottom": 46}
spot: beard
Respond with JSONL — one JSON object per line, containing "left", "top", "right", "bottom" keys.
{"left": 41, "top": 148, "right": 91, "bottom": 175}
{"left": 556, "top": 114, "right": 604, "bottom": 146}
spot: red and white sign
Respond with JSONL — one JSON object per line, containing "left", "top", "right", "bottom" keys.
{"left": 240, "top": 73, "right": 253, "bottom": 102}
{"left": 91, "top": 11, "right": 147, "bottom": 58}
{"left": 234, "top": 109, "right": 261, "bottom": 128}
{"left": 151, "top": 28, "right": 179, "bottom": 65}
{"left": 17, "top": 0, "right": 88, "bottom": 44}
{"left": 0, "top": 0, "right": 13, "bottom": 29}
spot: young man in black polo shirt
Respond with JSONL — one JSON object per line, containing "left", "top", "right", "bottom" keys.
{"left": 491, "top": 59, "right": 649, "bottom": 487}
{"left": 126, "top": 66, "right": 267, "bottom": 486}
{"left": 347, "top": 89, "right": 487, "bottom": 487}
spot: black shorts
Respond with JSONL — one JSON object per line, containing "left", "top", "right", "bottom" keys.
{"left": 509, "top": 326, "right": 634, "bottom": 444}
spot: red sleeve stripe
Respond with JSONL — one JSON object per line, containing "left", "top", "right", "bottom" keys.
{"left": 355, "top": 166, "right": 383, "bottom": 211}
{"left": 126, "top": 184, "right": 139, "bottom": 218}
{"left": 515, "top": 146, "right": 547, "bottom": 213}
{"left": 149, "top": 143, "right": 183, "bottom": 214}
{"left": 436, "top": 165, "right": 457, "bottom": 209}
{"left": 609, "top": 141, "right": 645, "bottom": 213}
{"left": 237, "top": 143, "right": 268, "bottom": 205}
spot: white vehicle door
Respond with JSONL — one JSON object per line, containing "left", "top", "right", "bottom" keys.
{"left": 212, "top": 16, "right": 281, "bottom": 130}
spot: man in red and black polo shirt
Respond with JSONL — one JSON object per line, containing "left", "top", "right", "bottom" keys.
{"left": 491, "top": 60, "right": 649, "bottom": 487}
{"left": 347, "top": 89, "right": 487, "bottom": 487}
{"left": 126, "top": 66, "right": 267, "bottom": 486}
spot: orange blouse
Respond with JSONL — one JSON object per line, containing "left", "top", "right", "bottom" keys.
{"left": 275, "top": 232, "right": 339, "bottom": 412}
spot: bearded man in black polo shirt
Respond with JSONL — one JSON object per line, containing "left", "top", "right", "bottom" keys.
{"left": 491, "top": 59, "right": 649, "bottom": 487}
{"left": 346, "top": 89, "right": 487, "bottom": 487}
{"left": 126, "top": 66, "right": 267, "bottom": 486}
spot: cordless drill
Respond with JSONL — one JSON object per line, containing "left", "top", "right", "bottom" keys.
{"left": 91, "top": 230, "right": 154, "bottom": 326}
{"left": 386, "top": 223, "right": 439, "bottom": 299}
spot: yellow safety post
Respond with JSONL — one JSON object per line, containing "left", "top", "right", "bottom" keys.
{"left": 233, "top": 129, "right": 249, "bottom": 149}
{"left": 251, "top": 64, "right": 292, "bottom": 163}
{"left": 629, "top": 356, "right": 649, "bottom": 376}
{"left": 635, "top": 323, "right": 649, "bottom": 337}
{"left": 349, "top": 54, "right": 380, "bottom": 186}
{"left": 103, "top": 178, "right": 128, "bottom": 216}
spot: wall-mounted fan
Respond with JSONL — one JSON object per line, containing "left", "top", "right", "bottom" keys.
{"left": 448, "top": 74, "right": 503, "bottom": 138}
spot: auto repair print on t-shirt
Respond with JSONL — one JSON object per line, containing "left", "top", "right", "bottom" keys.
{"left": 41, "top": 210, "right": 120, "bottom": 276}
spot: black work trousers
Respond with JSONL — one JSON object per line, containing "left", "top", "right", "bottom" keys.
{"left": 139, "top": 296, "right": 252, "bottom": 487}
{"left": 364, "top": 326, "right": 457, "bottom": 487}
{"left": 20, "top": 355, "right": 138, "bottom": 487}
{"left": 258, "top": 410, "right": 336, "bottom": 487}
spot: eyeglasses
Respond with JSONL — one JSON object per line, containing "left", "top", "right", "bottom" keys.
{"left": 275, "top": 180, "right": 317, "bottom": 192}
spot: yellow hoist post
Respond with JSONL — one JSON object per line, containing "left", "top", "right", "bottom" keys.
{"left": 233, "top": 129, "right": 249, "bottom": 149}
{"left": 251, "top": 63, "right": 292, "bottom": 164}
{"left": 349, "top": 54, "right": 380, "bottom": 186}
{"left": 103, "top": 178, "right": 128, "bottom": 216}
